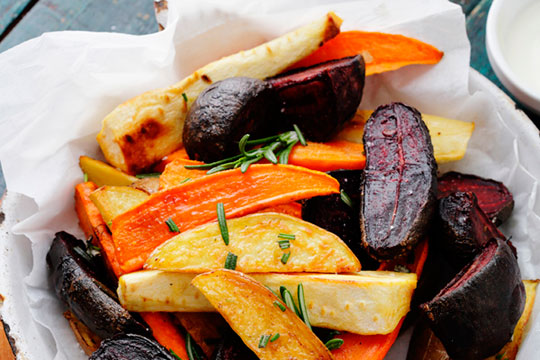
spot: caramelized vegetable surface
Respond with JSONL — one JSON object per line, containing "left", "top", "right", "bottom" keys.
{"left": 89, "top": 333, "right": 177, "bottom": 360}
{"left": 360, "top": 102, "right": 437, "bottom": 260}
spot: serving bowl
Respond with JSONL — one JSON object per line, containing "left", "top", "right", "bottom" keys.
{"left": 486, "top": 0, "right": 540, "bottom": 113}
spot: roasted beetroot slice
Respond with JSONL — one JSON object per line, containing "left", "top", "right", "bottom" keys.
{"left": 266, "top": 55, "right": 365, "bottom": 141}
{"left": 438, "top": 172, "right": 514, "bottom": 226}
{"left": 302, "top": 170, "right": 379, "bottom": 269}
{"left": 438, "top": 191, "right": 506, "bottom": 269}
{"left": 360, "top": 102, "right": 437, "bottom": 260}
{"left": 90, "top": 333, "right": 177, "bottom": 360}
{"left": 420, "top": 238, "right": 525, "bottom": 360}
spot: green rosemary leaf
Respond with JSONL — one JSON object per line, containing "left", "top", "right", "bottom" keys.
{"left": 240, "top": 155, "right": 263, "bottom": 173}
{"left": 263, "top": 148, "right": 278, "bottom": 164}
{"left": 270, "top": 333, "right": 280, "bottom": 342}
{"left": 340, "top": 190, "right": 354, "bottom": 208}
{"left": 281, "top": 252, "right": 291, "bottom": 264}
{"left": 273, "top": 300, "right": 286, "bottom": 312}
{"left": 224, "top": 252, "right": 238, "bottom": 270}
{"left": 278, "top": 140, "right": 297, "bottom": 164}
{"left": 258, "top": 334, "right": 271, "bottom": 348}
{"left": 136, "top": 172, "right": 161, "bottom": 179}
{"left": 279, "top": 286, "right": 300, "bottom": 317}
{"left": 325, "top": 338, "right": 344, "bottom": 350}
{"left": 217, "top": 203, "right": 229, "bottom": 245}
{"left": 278, "top": 240, "right": 290, "bottom": 249}
{"left": 165, "top": 218, "right": 180, "bottom": 233}
{"left": 179, "top": 177, "right": 191, "bottom": 184}
{"left": 182, "top": 93, "right": 188, "bottom": 103}
{"left": 266, "top": 285, "right": 281, "bottom": 298}
{"left": 184, "top": 154, "right": 243, "bottom": 170}
{"left": 297, "top": 283, "right": 312, "bottom": 330}
{"left": 83, "top": 173, "right": 88, "bottom": 182}
{"left": 293, "top": 124, "right": 307, "bottom": 146}
{"left": 170, "top": 349, "right": 183, "bottom": 360}
{"left": 186, "top": 333, "right": 201, "bottom": 360}
{"left": 238, "top": 134, "right": 251, "bottom": 155}
{"left": 278, "top": 233, "right": 296, "bottom": 240}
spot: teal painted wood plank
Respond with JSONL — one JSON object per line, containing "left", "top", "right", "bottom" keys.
{"left": 0, "top": 0, "right": 158, "bottom": 53}
{"left": 450, "top": 0, "right": 482, "bottom": 16}
{"left": 0, "top": 0, "right": 34, "bottom": 36}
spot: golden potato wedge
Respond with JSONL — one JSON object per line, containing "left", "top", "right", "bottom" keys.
{"left": 191, "top": 269, "right": 333, "bottom": 360}
{"left": 89, "top": 186, "right": 148, "bottom": 225}
{"left": 117, "top": 270, "right": 417, "bottom": 335}
{"left": 145, "top": 212, "right": 360, "bottom": 273}
{"left": 98, "top": 13, "right": 342, "bottom": 174}
{"left": 79, "top": 156, "right": 137, "bottom": 186}
{"left": 336, "top": 110, "right": 474, "bottom": 164}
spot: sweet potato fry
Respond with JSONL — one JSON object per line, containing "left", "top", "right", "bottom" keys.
{"left": 145, "top": 212, "right": 360, "bottom": 274}
{"left": 112, "top": 164, "right": 340, "bottom": 273}
{"left": 288, "top": 141, "right": 365, "bottom": 172}
{"left": 191, "top": 270, "right": 333, "bottom": 360}
{"left": 292, "top": 31, "right": 443, "bottom": 76}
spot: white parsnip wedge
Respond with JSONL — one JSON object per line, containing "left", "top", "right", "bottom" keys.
{"left": 144, "top": 212, "right": 360, "bottom": 273}
{"left": 89, "top": 186, "right": 148, "bottom": 225}
{"left": 79, "top": 156, "right": 138, "bottom": 187}
{"left": 117, "top": 269, "right": 417, "bottom": 335}
{"left": 337, "top": 110, "right": 474, "bottom": 164}
{"left": 191, "top": 270, "right": 334, "bottom": 360}
{"left": 97, "top": 12, "right": 343, "bottom": 174}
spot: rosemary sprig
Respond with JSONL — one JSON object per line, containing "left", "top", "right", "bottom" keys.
{"left": 217, "top": 202, "right": 229, "bottom": 245}
{"left": 186, "top": 333, "right": 201, "bottom": 360}
{"left": 325, "top": 338, "right": 344, "bottom": 350}
{"left": 184, "top": 126, "right": 307, "bottom": 174}
{"left": 297, "top": 283, "right": 312, "bottom": 330}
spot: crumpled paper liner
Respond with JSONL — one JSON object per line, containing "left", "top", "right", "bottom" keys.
{"left": 0, "top": 0, "right": 539, "bottom": 359}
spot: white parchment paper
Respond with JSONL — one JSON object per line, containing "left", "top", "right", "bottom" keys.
{"left": 0, "top": 0, "right": 539, "bottom": 358}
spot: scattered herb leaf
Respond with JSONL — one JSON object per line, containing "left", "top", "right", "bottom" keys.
{"left": 280, "top": 286, "right": 301, "bottom": 317}
{"left": 224, "top": 252, "right": 238, "bottom": 270}
{"left": 258, "top": 334, "right": 271, "bottom": 348}
{"left": 182, "top": 93, "right": 188, "bottom": 103}
{"left": 293, "top": 124, "right": 307, "bottom": 146}
{"left": 270, "top": 333, "right": 280, "bottom": 342}
{"left": 340, "top": 189, "right": 354, "bottom": 208}
{"left": 179, "top": 177, "right": 191, "bottom": 184}
{"left": 281, "top": 252, "right": 291, "bottom": 264}
{"left": 273, "top": 300, "right": 286, "bottom": 312}
{"left": 186, "top": 333, "right": 201, "bottom": 360}
{"left": 165, "top": 218, "right": 180, "bottom": 233}
{"left": 107, "top": 220, "right": 112, "bottom": 227}
{"left": 83, "top": 173, "right": 88, "bottom": 182}
{"left": 325, "top": 338, "right": 344, "bottom": 350}
{"left": 278, "top": 233, "right": 295, "bottom": 240}
{"left": 297, "top": 283, "right": 312, "bottom": 330}
{"left": 278, "top": 240, "right": 290, "bottom": 249}
{"left": 217, "top": 202, "right": 229, "bottom": 245}
{"left": 136, "top": 172, "right": 161, "bottom": 179}
{"left": 170, "top": 349, "right": 183, "bottom": 360}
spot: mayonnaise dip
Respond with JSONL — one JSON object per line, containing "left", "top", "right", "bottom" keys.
{"left": 500, "top": 1, "right": 540, "bottom": 95}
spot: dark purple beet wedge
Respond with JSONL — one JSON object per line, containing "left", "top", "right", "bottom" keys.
{"left": 360, "top": 102, "right": 437, "bottom": 260}
{"left": 438, "top": 172, "right": 514, "bottom": 226}
{"left": 420, "top": 238, "right": 525, "bottom": 360}
{"left": 90, "top": 334, "right": 177, "bottom": 360}
{"left": 267, "top": 55, "right": 365, "bottom": 141}
{"left": 438, "top": 191, "right": 506, "bottom": 269}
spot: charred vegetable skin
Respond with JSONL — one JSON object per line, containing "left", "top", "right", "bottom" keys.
{"left": 360, "top": 102, "right": 437, "bottom": 260}
{"left": 438, "top": 191, "right": 506, "bottom": 269}
{"left": 47, "top": 232, "right": 147, "bottom": 339}
{"left": 420, "top": 238, "right": 525, "bottom": 360}
{"left": 183, "top": 77, "right": 276, "bottom": 162}
{"left": 212, "top": 329, "right": 258, "bottom": 360}
{"left": 90, "top": 333, "right": 177, "bottom": 360}
{"left": 302, "top": 169, "right": 378, "bottom": 269}
{"left": 438, "top": 172, "right": 514, "bottom": 226}
{"left": 267, "top": 55, "right": 365, "bottom": 141}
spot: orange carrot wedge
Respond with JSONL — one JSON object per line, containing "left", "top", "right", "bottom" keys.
{"left": 154, "top": 147, "right": 191, "bottom": 172}
{"left": 74, "top": 182, "right": 123, "bottom": 277}
{"left": 260, "top": 202, "right": 302, "bottom": 218}
{"left": 159, "top": 158, "right": 207, "bottom": 190}
{"left": 289, "top": 140, "right": 365, "bottom": 172}
{"left": 112, "top": 164, "right": 340, "bottom": 272}
{"left": 332, "top": 239, "right": 429, "bottom": 359}
{"left": 140, "top": 312, "right": 188, "bottom": 360}
{"left": 292, "top": 31, "right": 443, "bottom": 76}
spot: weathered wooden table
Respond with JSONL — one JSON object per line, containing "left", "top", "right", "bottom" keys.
{"left": 0, "top": 0, "right": 537, "bottom": 357}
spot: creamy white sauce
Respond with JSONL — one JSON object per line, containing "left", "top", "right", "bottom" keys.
{"left": 500, "top": 1, "right": 540, "bottom": 95}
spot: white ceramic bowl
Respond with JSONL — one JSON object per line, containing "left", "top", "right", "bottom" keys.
{"left": 486, "top": 0, "right": 540, "bottom": 113}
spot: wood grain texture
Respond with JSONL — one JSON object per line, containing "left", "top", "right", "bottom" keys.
{"left": 0, "top": 0, "right": 158, "bottom": 53}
